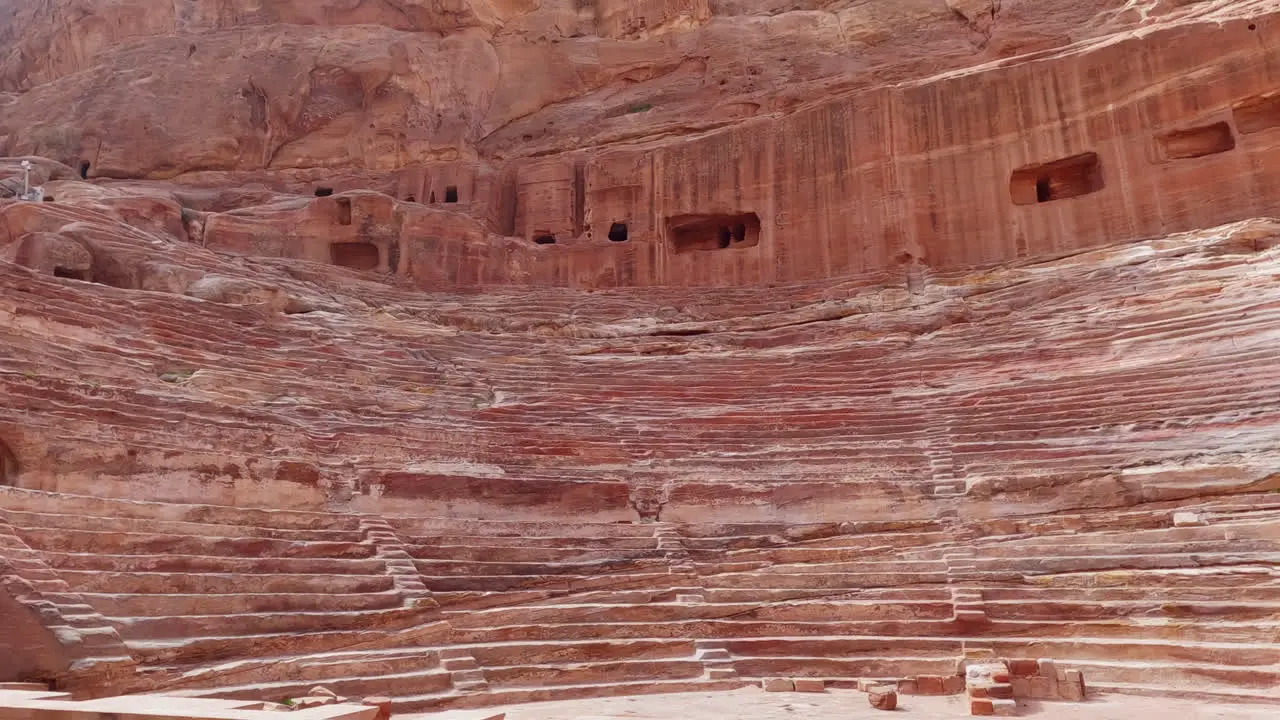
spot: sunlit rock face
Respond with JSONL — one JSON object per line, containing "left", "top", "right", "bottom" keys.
{"left": 4, "top": 2, "right": 1279, "bottom": 287}
{"left": 0, "top": 0, "right": 1279, "bottom": 712}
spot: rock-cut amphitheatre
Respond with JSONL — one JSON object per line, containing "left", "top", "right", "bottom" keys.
{"left": 1, "top": 1, "right": 1279, "bottom": 719}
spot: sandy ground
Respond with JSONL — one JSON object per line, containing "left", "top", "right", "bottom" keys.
{"left": 462, "top": 688, "right": 1280, "bottom": 720}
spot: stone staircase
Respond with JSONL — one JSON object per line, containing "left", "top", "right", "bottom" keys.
{"left": 357, "top": 517, "right": 436, "bottom": 608}
{"left": 0, "top": 510, "right": 136, "bottom": 686}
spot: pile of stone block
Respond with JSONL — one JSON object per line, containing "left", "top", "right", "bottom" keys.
{"left": 1006, "top": 659, "right": 1086, "bottom": 701}
{"left": 965, "top": 661, "right": 1017, "bottom": 716}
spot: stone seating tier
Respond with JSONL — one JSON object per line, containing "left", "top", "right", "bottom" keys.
{"left": 2, "top": 485, "right": 1279, "bottom": 708}
{"left": 4, "top": 220, "right": 1277, "bottom": 525}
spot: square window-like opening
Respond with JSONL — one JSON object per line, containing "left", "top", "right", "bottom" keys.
{"left": 330, "top": 242, "right": 380, "bottom": 270}
{"left": 533, "top": 234, "right": 557, "bottom": 245}
{"left": 1010, "top": 153, "right": 1104, "bottom": 205}
{"left": 1156, "top": 121, "right": 1236, "bottom": 160}
{"left": 1234, "top": 93, "right": 1280, "bottom": 134}
{"left": 666, "top": 212, "right": 761, "bottom": 253}
{"left": 336, "top": 197, "right": 352, "bottom": 226}
{"left": 608, "top": 222, "right": 629, "bottom": 242}
{"left": 445, "top": 186, "right": 459, "bottom": 203}
{"left": 314, "top": 187, "right": 334, "bottom": 197}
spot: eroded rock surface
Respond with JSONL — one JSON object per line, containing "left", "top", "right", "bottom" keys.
{"left": 0, "top": 0, "right": 1279, "bottom": 712}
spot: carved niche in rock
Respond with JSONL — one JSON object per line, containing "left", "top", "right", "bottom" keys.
{"left": 0, "top": 439, "right": 18, "bottom": 486}
{"left": 666, "top": 212, "right": 761, "bottom": 253}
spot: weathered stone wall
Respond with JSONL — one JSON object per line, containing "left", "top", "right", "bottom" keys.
{"left": 406, "top": 16, "right": 1280, "bottom": 288}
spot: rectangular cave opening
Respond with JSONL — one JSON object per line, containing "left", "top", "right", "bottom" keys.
{"left": 608, "top": 222, "right": 629, "bottom": 242}
{"left": 666, "top": 212, "right": 761, "bottom": 253}
{"left": 445, "top": 186, "right": 459, "bottom": 203}
{"left": 533, "top": 233, "right": 557, "bottom": 245}
{"left": 330, "top": 242, "right": 380, "bottom": 271}
{"left": 336, "top": 197, "right": 352, "bottom": 226}
{"left": 314, "top": 187, "right": 334, "bottom": 197}
{"left": 1157, "top": 121, "right": 1236, "bottom": 160}
{"left": 1010, "top": 152, "right": 1104, "bottom": 206}
{"left": 53, "top": 266, "right": 88, "bottom": 281}
{"left": 0, "top": 439, "right": 16, "bottom": 486}
{"left": 1233, "top": 93, "right": 1280, "bottom": 134}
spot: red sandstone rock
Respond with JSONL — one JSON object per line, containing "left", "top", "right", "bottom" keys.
{"left": 991, "top": 699, "right": 1017, "bottom": 716}
{"left": 1007, "top": 660, "right": 1039, "bottom": 678}
{"left": 0, "top": 9, "right": 1279, "bottom": 703}
{"left": 915, "top": 675, "right": 946, "bottom": 695}
{"left": 361, "top": 697, "right": 392, "bottom": 720}
{"left": 792, "top": 679, "right": 824, "bottom": 693}
{"left": 1060, "top": 670, "right": 1087, "bottom": 702}
{"left": 868, "top": 686, "right": 897, "bottom": 711}
{"left": 0, "top": 6, "right": 1275, "bottom": 290}
{"left": 0, "top": 0, "right": 1196, "bottom": 182}
{"left": 761, "top": 678, "right": 793, "bottom": 692}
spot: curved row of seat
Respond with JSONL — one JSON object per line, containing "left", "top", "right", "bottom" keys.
{"left": 3, "top": 217, "right": 1277, "bottom": 525}
{"left": 1, "top": 487, "right": 1277, "bottom": 709}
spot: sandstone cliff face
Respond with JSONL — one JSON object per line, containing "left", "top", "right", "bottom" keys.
{"left": 3, "top": 1, "right": 1278, "bottom": 289}
{"left": 0, "top": 0, "right": 1242, "bottom": 177}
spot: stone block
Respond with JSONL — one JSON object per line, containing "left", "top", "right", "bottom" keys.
{"left": 793, "top": 678, "right": 825, "bottom": 693}
{"left": 1009, "top": 678, "right": 1029, "bottom": 697}
{"left": 896, "top": 678, "right": 918, "bottom": 695}
{"left": 868, "top": 686, "right": 897, "bottom": 711}
{"left": 1037, "top": 659, "right": 1058, "bottom": 680}
{"left": 1173, "top": 511, "right": 1206, "bottom": 527}
{"left": 293, "top": 697, "right": 337, "bottom": 709}
{"left": 970, "top": 697, "right": 994, "bottom": 716}
{"left": 943, "top": 674, "right": 966, "bottom": 694}
{"left": 1025, "top": 676, "right": 1056, "bottom": 699}
{"left": 762, "top": 677, "right": 793, "bottom": 692}
{"left": 362, "top": 697, "right": 392, "bottom": 720}
{"left": 1007, "top": 659, "right": 1039, "bottom": 677}
{"left": 856, "top": 678, "right": 878, "bottom": 692}
{"left": 916, "top": 674, "right": 946, "bottom": 695}
{"left": 1060, "top": 669, "right": 1086, "bottom": 701}
{"left": 707, "top": 668, "right": 738, "bottom": 680}
{"left": 992, "top": 698, "right": 1018, "bottom": 716}
{"left": 987, "top": 683, "right": 1014, "bottom": 700}
{"left": 697, "top": 649, "right": 731, "bottom": 661}
{"left": 675, "top": 594, "right": 704, "bottom": 603}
